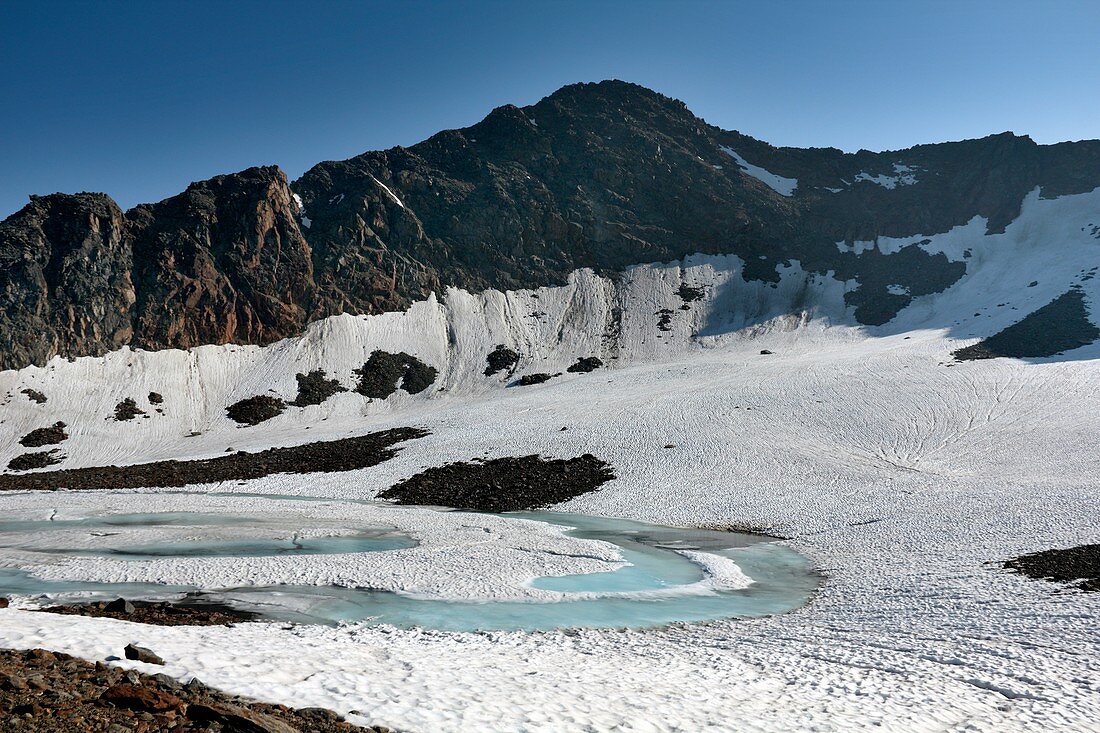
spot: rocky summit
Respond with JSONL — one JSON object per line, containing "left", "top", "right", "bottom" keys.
{"left": 4, "top": 80, "right": 1100, "bottom": 371}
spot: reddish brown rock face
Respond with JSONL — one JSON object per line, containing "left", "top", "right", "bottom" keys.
{"left": 0, "top": 167, "right": 317, "bottom": 369}
{"left": 128, "top": 165, "right": 315, "bottom": 352}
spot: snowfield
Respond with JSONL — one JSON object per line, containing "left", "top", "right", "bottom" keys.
{"left": 1, "top": 188, "right": 1099, "bottom": 730}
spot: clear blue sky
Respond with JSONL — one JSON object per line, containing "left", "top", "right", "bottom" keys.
{"left": 3, "top": 0, "right": 1098, "bottom": 217}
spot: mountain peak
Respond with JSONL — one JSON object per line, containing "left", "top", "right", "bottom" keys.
{"left": 537, "top": 79, "right": 689, "bottom": 116}
{"left": 544, "top": 79, "right": 677, "bottom": 103}
{"left": 5, "top": 83, "right": 1100, "bottom": 370}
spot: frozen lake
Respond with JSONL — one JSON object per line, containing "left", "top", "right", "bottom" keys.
{"left": 0, "top": 499, "right": 817, "bottom": 631}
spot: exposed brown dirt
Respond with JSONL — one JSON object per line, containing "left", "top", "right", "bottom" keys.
{"left": 225, "top": 396, "right": 286, "bottom": 426}
{"left": 7, "top": 450, "right": 63, "bottom": 472}
{"left": 20, "top": 389, "right": 46, "bottom": 404}
{"left": 289, "top": 370, "right": 347, "bottom": 407}
{"left": 677, "top": 284, "right": 704, "bottom": 302}
{"left": 484, "top": 345, "right": 520, "bottom": 377}
{"left": 566, "top": 357, "right": 602, "bottom": 373}
{"left": 512, "top": 373, "right": 557, "bottom": 386}
{"left": 354, "top": 351, "right": 438, "bottom": 399}
{"left": 113, "top": 398, "right": 146, "bottom": 421}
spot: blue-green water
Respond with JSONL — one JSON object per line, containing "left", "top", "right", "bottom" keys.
{"left": 0, "top": 506, "right": 818, "bottom": 631}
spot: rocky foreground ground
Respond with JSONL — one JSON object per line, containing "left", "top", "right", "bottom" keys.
{"left": 0, "top": 647, "right": 390, "bottom": 732}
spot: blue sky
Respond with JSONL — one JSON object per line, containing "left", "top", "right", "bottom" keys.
{"left": 2, "top": 0, "right": 1098, "bottom": 217}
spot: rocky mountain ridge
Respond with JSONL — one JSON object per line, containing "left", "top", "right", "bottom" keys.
{"left": 3, "top": 79, "right": 1099, "bottom": 371}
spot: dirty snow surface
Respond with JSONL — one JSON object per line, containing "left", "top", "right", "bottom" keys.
{"left": 2, "top": 188, "right": 1100, "bottom": 731}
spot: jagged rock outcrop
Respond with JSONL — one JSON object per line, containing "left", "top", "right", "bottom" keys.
{"left": 129, "top": 166, "right": 315, "bottom": 351}
{"left": 0, "top": 193, "right": 134, "bottom": 369}
{"left": 3, "top": 80, "right": 1100, "bottom": 370}
{"left": 0, "top": 168, "right": 315, "bottom": 368}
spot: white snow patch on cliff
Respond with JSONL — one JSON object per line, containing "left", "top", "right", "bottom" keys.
{"left": 369, "top": 174, "right": 405, "bottom": 208}
{"left": 854, "top": 163, "right": 920, "bottom": 189}
{"left": 720, "top": 146, "right": 798, "bottom": 197}
{"left": 291, "top": 193, "right": 310, "bottom": 228}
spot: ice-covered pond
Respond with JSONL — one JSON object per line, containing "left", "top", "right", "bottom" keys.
{"left": 0, "top": 495, "right": 819, "bottom": 632}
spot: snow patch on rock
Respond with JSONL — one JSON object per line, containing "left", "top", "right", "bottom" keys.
{"left": 369, "top": 175, "right": 405, "bottom": 208}
{"left": 720, "top": 146, "right": 798, "bottom": 197}
{"left": 854, "top": 163, "right": 920, "bottom": 189}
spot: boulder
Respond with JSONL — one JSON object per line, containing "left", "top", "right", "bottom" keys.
{"left": 124, "top": 644, "right": 165, "bottom": 665}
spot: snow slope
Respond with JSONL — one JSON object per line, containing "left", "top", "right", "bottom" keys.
{"left": 1, "top": 187, "right": 1099, "bottom": 731}
{"left": 0, "top": 251, "right": 851, "bottom": 472}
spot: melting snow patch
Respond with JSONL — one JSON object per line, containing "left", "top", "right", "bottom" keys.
{"left": 836, "top": 240, "right": 877, "bottom": 255}
{"left": 291, "top": 192, "right": 311, "bottom": 228}
{"left": 677, "top": 550, "right": 754, "bottom": 590}
{"left": 854, "top": 163, "right": 920, "bottom": 190}
{"left": 720, "top": 146, "right": 798, "bottom": 197}
{"left": 887, "top": 284, "right": 910, "bottom": 296}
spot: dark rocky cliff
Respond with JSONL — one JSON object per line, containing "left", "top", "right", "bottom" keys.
{"left": 3, "top": 80, "right": 1099, "bottom": 370}
{"left": 0, "top": 193, "right": 134, "bottom": 367}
